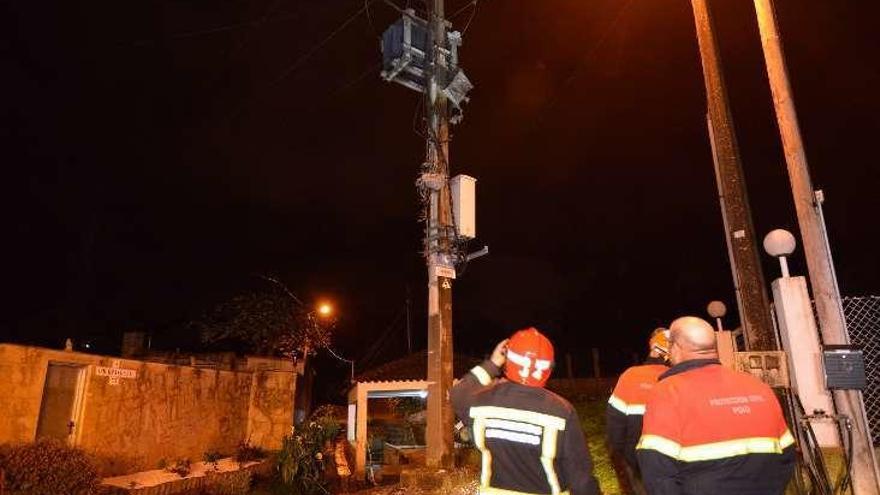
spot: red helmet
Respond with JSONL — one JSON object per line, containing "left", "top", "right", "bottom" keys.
{"left": 504, "top": 327, "right": 555, "bottom": 387}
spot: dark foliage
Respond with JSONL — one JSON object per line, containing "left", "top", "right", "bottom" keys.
{"left": 0, "top": 439, "right": 101, "bottom": 495}
{"left": 195, "top": 290, "right": 331, "bottom": 359}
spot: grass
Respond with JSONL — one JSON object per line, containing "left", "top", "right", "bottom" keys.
{"left": 575, "top": 398, "right": 624, "bottom": 495}
{"left": 342, "top": 398, "right": 624, "bottom": 495}
{"left": 250, "top": 398, "right": 624, "bottom": 495}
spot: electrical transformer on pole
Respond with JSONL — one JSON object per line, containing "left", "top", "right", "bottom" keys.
{"left": 380, "top": 1, "right": 477, "bottom": 468}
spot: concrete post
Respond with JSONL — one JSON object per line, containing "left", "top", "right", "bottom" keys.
{"left": 753, "top": 1, "right": 880, "bottom": 489}
{"left": 716, "top": 330, "right": 737, "bottom": 370}
{"left": 772, "top": 276, "right": 838, "bottom": 447}
{"left": 355, "top": 385, "right": 368, "bottom": 478}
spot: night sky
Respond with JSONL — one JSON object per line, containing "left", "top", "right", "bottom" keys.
{"left": 3, "top": 1, "right": 879, "bottom": 383}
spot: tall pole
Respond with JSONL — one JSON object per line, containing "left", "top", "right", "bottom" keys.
{"left": 424, "top": 0, "right": 455, "bottom": 469}
{"left": 405, "top": 285, "right": 413, "bottom": 354}
{"left": 690, "top": 0, "right": 776, "bottom": 351}
{"left": 752, "top": 1, "right": 880, "bottom": 490}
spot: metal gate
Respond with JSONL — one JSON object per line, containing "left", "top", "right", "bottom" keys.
{"left": 843, "top": 295, "right": 880, "bottom": 445}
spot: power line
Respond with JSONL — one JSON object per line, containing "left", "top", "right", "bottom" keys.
{"left": 461, "top": 0, "right": 479, "bottom": 35}
{"left": 223, "top": 0, "right": 290, "bottom": 62}
{"left": 382, "top": 0, "right": 408, "bottom": 15}
{"left": 326, "top": 346, "right": 355, "bottom": 364}
{"left": 265, "top": 0, "right": 378, "bottom": 91}
{"left": 124, "top": 12, "right": 301, "bottom": 46}
{"left": 365, "top": 0, "right": 381, "bottom": 40}
{"left": 449, "top": 0, "right": 474, "bottom": 19}
{"left": 529, "top": 0, "right": 635, "bottom": 132}
{"left": 221, "top": 0, "right": 380, "bottom": 122}
{"left": 357, "top": 310, "right": 406, "bottom": 370}
{"left": 254, "top": 273, "right": 305, "bottom": 306}
{"left": 325, "top": 344, "right": 356, "bottom": 382}
{"left": 254, "top": 273, "right": 356, "bottom": 377}
{"left": 328, "top": 61, "right": 384, "bottom": 98}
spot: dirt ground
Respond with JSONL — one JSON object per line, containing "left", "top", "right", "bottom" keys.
{"left": 347, "top": 467, "right": 480, "bottom": 495}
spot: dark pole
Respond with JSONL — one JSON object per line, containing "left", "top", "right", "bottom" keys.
{"left": 424, "top": 0, "right": 455, "bottom": 469}
{"left": 691, "top": 0, "right": 776, "bottom": 351}
{"left": 406, "top": 285, "right": 412, "bottom": 354}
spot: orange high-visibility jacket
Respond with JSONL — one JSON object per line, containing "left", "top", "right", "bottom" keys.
{"left": 606, "top": 357, "right": 668, "bottom": 470}
{"left": 636, "top": 359, "right": 795, "bottom": 495}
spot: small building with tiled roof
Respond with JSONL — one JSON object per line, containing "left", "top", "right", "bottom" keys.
{"left": 353, "top": 350, "right": 481, "bottom": 383}
{"left": 346, "top": 351, "right": 481, "bottom": 477}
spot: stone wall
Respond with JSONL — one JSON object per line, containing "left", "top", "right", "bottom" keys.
{"left": 0, "top": 344, "right": 295, "bottom": 475}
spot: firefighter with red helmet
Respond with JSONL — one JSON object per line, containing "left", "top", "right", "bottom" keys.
{"left": 606, "top": 328, "right": 670, "bottom": 486}
{"left": 636, "top": 316, "right": 795, "bottom": 495}
{"left": 451, "top": 328, "right": 600, "bottom": 495}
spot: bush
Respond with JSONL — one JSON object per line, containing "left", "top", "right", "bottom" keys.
{"left": 234, "top": 441, "right": 266, "bottom": 466}
{"left": 164, "top": 458, "right": 192, "bottom": 478}
{"left": 275, "top": 406, "right": 341, "bottom": 494}
{"left": 0, "top": 439, "right": 101, "bottom": 495}
{"left": 203, "top": 450, "right": 223, "bottom": 471}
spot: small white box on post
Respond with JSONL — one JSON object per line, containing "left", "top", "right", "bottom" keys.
{"left": 450, "top": 174, "right": 476, "bottom": 239}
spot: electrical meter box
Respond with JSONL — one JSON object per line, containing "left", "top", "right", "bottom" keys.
{"left": 734, "top": 351, "right": 790, "bottom": 388}
{"left": 823, "top": 345, "right": 866, "bottom": 390}
{"left": 451, "top": 175, "right": 476, "bottom": 239}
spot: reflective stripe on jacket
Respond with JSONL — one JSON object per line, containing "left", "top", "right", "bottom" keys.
{"left": 636, "top": 359, "right": 795, "bottom": 495}
{"left": 606, "top": 357, "right": 668, "bottom": 471}
{"left": 451, "top": 360, "right": 600, "bottom": 495}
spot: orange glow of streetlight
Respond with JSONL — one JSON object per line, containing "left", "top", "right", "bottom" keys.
{"left": 317, "top": 302, "right": 333, "bottom": 317}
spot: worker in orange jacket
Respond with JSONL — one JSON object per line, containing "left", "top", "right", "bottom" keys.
{"left": 606, "top": 328, "right": 670, "bottom": 482}
{"left": 636, "top": 316, "right": 795, "bottom": 495}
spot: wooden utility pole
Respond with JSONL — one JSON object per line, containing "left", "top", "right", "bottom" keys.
{"left": 752, "top": 1, "right": 880, "bottom": 490}
{"left": 405, "top": 286, "right": 412, "bottom": 354}
{"left": 591, "top": 348, "right": 601, "bottom": 378}
{"left": 690, "top": 0, "right": 776, "bottom": 351}
{"left": 424, "top": 0, "right": 455, "bottom": 469}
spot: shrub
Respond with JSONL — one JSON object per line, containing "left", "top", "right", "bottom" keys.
{"left": 164, "top": 458, "right": 191, "bottom": 478}
{"left": 234, "top": 441, "right": 266, "bottom": 466}
{"left": 203, "top": 450, "right": 223, "bottom": 471}
{"left": 0, "top": 439, "right": 100, "bottom": 495}
{"left": 275, "top": 406, "right": 341, "bottom": 495}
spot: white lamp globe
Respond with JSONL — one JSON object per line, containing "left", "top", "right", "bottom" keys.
{"left": 707, "top": 301, "right": 727, "bottom": 319}
{"left": 763, "top": 229, "right": 797, "bottom": 257}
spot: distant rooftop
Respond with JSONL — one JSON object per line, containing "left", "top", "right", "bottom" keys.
{"left": 354, "top": 350, "right": 482, "bottom": 383}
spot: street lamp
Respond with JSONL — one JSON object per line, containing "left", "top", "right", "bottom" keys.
{"left": 763, "top": 229, "right": 796, "bottom": 279}
{"left": 707, "top": 300, "right": 727, "bottom": 332}
{"left": 317, "top": 302, "right": 333, "bottom": 318}
{"left": 309, "top": 300, "right": 355, "bottom": 382}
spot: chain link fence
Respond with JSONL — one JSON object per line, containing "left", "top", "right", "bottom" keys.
{"left": 843, "top": 295, "right": 880, "bottom": 445}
